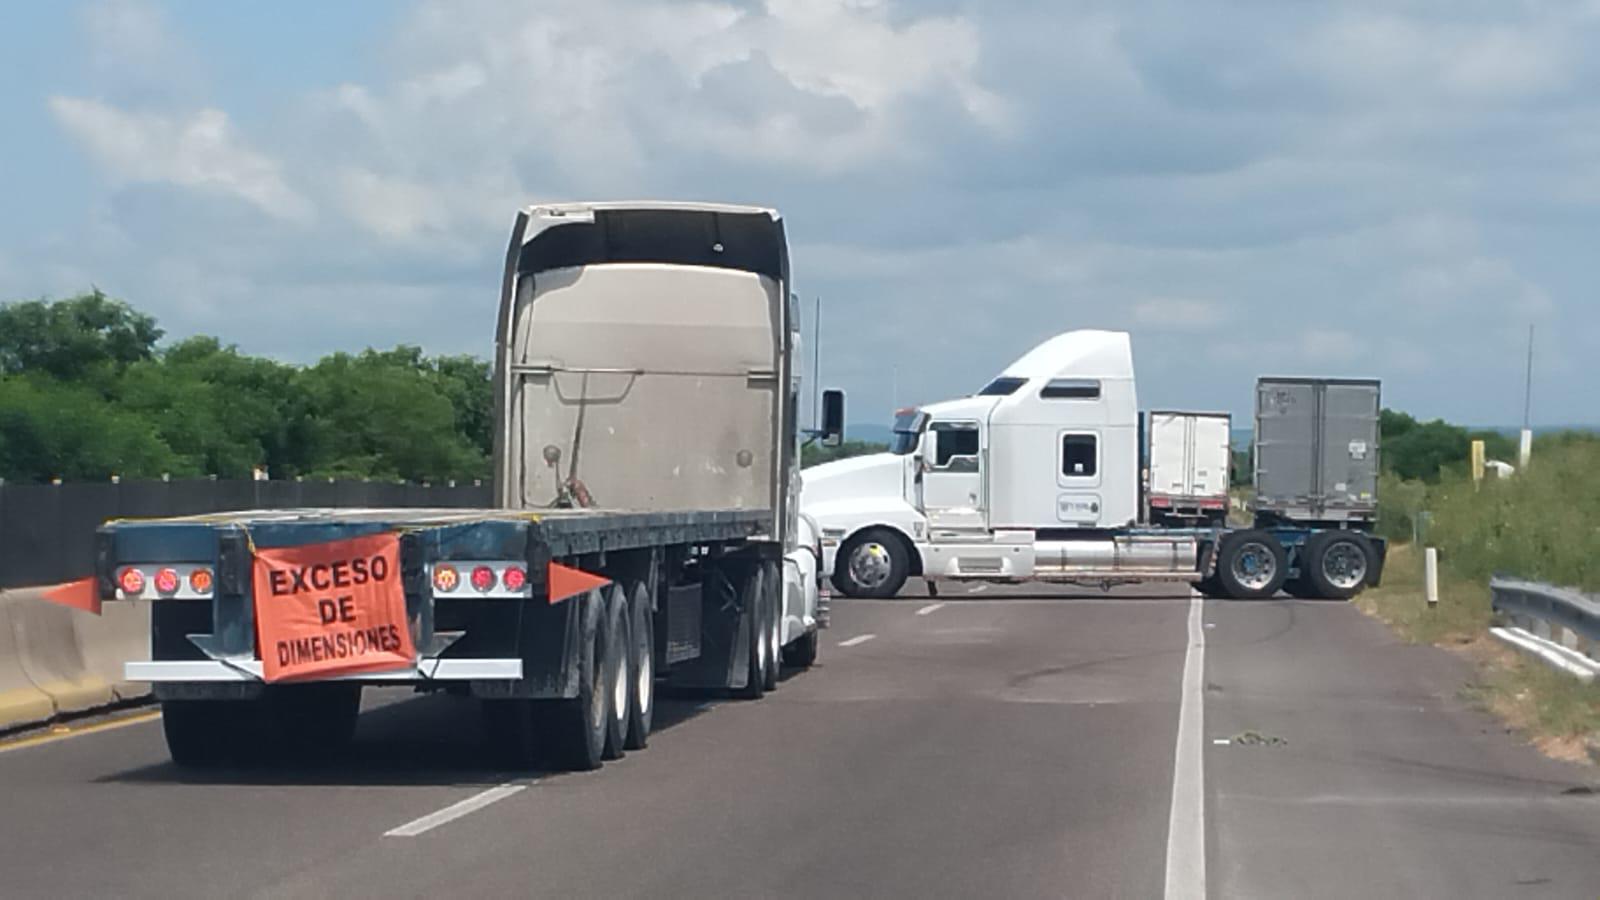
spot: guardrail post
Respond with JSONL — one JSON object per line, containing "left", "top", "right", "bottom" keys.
{"left": 1424, "top": 547, "right": 1439, "bottom": 607}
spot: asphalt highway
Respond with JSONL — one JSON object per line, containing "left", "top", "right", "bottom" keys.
{"left": 1, "top": 582, "right": 1595, "bottom": 899}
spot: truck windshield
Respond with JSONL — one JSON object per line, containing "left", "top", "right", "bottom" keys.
{"left": 890, "top": 409, "right": 927, "bottom": 455}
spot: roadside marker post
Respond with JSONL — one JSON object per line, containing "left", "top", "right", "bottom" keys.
{"left": 1424, "top": 547, "right": 1439, "bottom": 608}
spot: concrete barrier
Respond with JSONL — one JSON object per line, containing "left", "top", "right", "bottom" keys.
{"left": 0, "top": 593, "right": 56, "bottom": 730}
{"left": 7, "top": 589, "right": 115, "bottom": 715}
{"left": 73, "top": 597, "right": 152, "bottom": 702}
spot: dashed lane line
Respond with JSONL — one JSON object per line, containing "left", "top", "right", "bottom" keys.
{"left": 837, "top": 634, "right": 877, "bottom": 648}
{"left": 384, "top": 783, "right": 529, "bottom": 838}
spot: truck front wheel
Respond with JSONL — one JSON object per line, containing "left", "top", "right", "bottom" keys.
{"left": 833, "top": 529, "right": 910, "bottom": 599}
{"left": 1215, "top": 530, "right": 1289, "bottom": 600}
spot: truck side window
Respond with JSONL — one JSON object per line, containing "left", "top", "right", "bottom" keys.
{"left": 932, "top": 424, "right": 980, "bottom": 471}
{"left": 1041, "top": 379, "right": 1101, "bottom": 399}
{"left": 1062, "top": 434, "right": 1097, "bottom": 477}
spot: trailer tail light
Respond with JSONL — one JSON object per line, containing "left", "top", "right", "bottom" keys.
{"left": 432, "top": 564, "right": 460, "bottom": 594}
{"left": 470, "top": 565, "right": 497, "bottom": 593}
{"left": 118, "top": 567, "right": 146, "bottom": 596}
{"left": 188, "top": 567, "right": 214, "bottom": 595}
{"left": 153, "top": 568, "right": 180, "bottom": 596}
{"left": 501, "top": 566, "right": 527, "bottom": 592}
{"left": 429, "top": 561, "right": 529, "bottom": 598}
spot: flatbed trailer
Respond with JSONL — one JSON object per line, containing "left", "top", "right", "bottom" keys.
{"left": 99, "top": 505, "right": 802, "bottom": 769}
{"left": 91, "top": 200, "right": 843, "bottom": 770}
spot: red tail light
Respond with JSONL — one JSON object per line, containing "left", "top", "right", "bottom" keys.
{"left": 470, "top": 565, "right": 497, "bottom": 592}
{"left": 118, "top": 568, "right": 146, "bottom": 596}
{"left": 189, "top": 568, "right": 214, "bottom": 595}
{"left": 153, "top": 568, "right": 180, "bottom": 596}
{"left": 432, "top": 564, "right": 460, "bottom": 593}
{"left": 502, "top": 566, "right": 527, "bottom": 591}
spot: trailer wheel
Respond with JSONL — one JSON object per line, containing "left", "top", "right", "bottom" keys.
{"left": 833, "top": 528, "right": 910, "bottom": 599}
{"left": 482, "top": 699, "right": 541, "bottom": 769}
{"left": 602, "top": 584, "right": 630, "bottom": 761}
{"left": 783, "top": 629, "right": 819, "bottom": 669}
{"left": 162, "top": 700, "right": 246, "bottom": 768}
{"left": 762, "top": 561, "right": 782, "bottom": 692}
{"left": 735, "top": 565, "right": 768, "bottom": 700}
{"left": 624, "top": 581, "right": 654, "bottom": 751}
{"left": 266, "top": 683, "right": 362, "bottom": 759}
{"left": 1303, "top": 531, "right": 1375, "bottom": 600}
{"left": 549, "top": 588, "right": 608, "bottom": 771}
{"left": 1215, "top": 530, "right": 1288, "bottom": 599}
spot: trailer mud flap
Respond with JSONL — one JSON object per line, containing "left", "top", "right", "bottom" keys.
{"left": 666, "top": 564, "right": 752, "bottom": 692}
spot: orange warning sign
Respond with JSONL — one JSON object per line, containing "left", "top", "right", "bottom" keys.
{"left": 252, "top": 533, "right": 416, "bottom": 683}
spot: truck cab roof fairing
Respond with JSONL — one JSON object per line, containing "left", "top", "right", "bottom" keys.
{"left": 516, "top": 204, "right": 788, "bottom": 284}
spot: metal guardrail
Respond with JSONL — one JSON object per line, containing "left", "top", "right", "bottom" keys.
{"left": 1489, "top": 576, "right": 1600, "bottom": 680}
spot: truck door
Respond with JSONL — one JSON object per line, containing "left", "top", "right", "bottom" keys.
{"left": 1190, "top": 415, "right": 1231, "bottom": 498}
{"left": 923, "top": 421, "right": 985, "bottom": 531}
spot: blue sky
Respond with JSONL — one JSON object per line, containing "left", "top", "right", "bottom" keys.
{"left": 2, "top": 0, "right": 1597, "bottom": 429}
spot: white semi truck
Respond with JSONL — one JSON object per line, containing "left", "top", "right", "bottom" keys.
{"left": 801, "top": 330, "right": 1386, "bottom": 602}
{"left": 1145, "top": 410, "right": 1232, "bottom": 527}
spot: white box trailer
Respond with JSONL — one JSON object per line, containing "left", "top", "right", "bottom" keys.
{"left": 1146, "top": 410, "right": 1231, "bottom": 527}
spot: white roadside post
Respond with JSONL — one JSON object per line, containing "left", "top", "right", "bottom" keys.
{"left": 1424, "top": 547, "right": 1439, "bottom": 608}
{"left": 1518, "top": 429, "right": 1533, "bottom": 471}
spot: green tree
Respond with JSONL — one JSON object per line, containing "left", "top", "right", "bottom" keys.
{"left": 0, "top": 375, "right": 181, "bottom": 481}
{"left": 801, "top": 439, "right": 887, "bottom": 468}
{"left": 0, "top": 290, "right": 162, "bottom": 382}
{"left": 1379, "top": 409, "right": 1515, "bottom": 483}
{"left": 118, "top": 337, "right": 314, "bottom": 478}
{"left": 298, "top": 349, "right": 488, "bottom": 482}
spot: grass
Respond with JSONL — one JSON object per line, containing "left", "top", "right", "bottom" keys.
{"left": 1355, "top": 544, "right": 1492, "bottom": 646}
{"left": 1359, "top": 544, "right": 1600, "bottom": 764}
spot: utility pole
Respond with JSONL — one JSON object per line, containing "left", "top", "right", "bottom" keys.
{"left": 1519, "top": 324, "right": 1534, "bottom": 470}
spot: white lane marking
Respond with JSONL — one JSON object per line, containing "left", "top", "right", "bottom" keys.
{"left": 916, "top": 603, "right": 945, "bottom": 616}
{"left": 384, "top": 783, "right": 527, "bottom": 837}
{"left": 1164, "top": 590, "right": 1207, "bottom": 900}
{"left": 837, "top": 634, "right": 877, "bottom": 648}
{"left": 967, "top": 584, "right": 990, "bottom": 594}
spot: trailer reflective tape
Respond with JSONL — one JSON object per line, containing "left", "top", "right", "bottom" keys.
{"left": 547, "top": 563, "right": 609, "bottom": 605}
{"left": 252, "top": 533, "right": 416, "bottom": 683}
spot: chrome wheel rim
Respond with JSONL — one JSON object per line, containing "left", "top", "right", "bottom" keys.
{"left": 637, "top": 640, "right": 652, "bottom": 716}
{"left": 1321, "top": 541, "right": 1368, "bottom": 590}
{"left": 848, "top": 542, "right": 893, "bottom": 589}
{"left": 1230, "top": 542, "right": 1278, "bottom": 591}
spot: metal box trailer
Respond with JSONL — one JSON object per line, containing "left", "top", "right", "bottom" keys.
{"left": 1146, "top": 410, "right": 1231, "bottom": 527}
{"left": 1252, "top": 377, "right": 1381, "bottom": 527}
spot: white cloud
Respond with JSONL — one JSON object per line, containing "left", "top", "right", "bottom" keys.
{"left": 1133, "top": 298, "right": 1224, "bottom": 331}
{"left": 1299, "top": 329, "right": 1361, "bottom": 365}
{"left": 49, "top": 98, "right": 312, "bottom": 222}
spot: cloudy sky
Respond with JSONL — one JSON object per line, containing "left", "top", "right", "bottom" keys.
{"left": 2, "top": 0, "right": 1596, "bottom": 429}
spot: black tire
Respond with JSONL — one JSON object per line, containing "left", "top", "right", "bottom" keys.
{"left": 601, "top": 584, "right": 630, "bottom": 761}
{"left": 549, "top": 588, "right": 607, "bottom": 771}
{"left": 624, "top": 581, "right": 654, "bottom": 751}
{"left": 832, "top": 528, "right": 911, "bottom": 599}
{"left": 482, "top": 698, "right": 542, "bottom": 769}
{"left": 265, "top": 683, "right": 362, "bottom": 760}
{"left": 1302, "top": 531, "right": 1376, "bottom": 601}
{"left": 162, "top": 700, "right": 246, "bottom": 768}
{"left": 1215, "top": 530, "right": 1289, "bottom": 599}
{"left": 735, "top": 565, "right": 767, "bottom": 700}
{"left": 762, "top": 561, "right": 781, "bottom": 692}
{"left": 783, "top": 628, "right": 819, "bottom": 669}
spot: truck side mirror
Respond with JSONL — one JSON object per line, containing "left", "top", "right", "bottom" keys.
{"left": 820, "top": 389, "right": 845, "bottom": 447}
